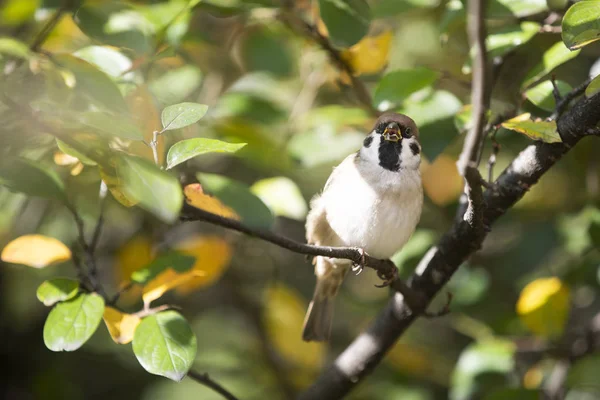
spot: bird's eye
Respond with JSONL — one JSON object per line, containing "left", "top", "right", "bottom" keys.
{"left": 402, "top": 127, "right": 412, "bottom": 139}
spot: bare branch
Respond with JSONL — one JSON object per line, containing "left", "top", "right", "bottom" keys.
{"left": 180, "top": 205, "right": 397, "bottom": 281}
{"left": 549, "top": 76, "right": 592, "bottom": 120}
{"left": 457, "top": 0, "right": 490, "bottom": 175}
{"left": 187, "top": 371, "right": 240, "bottom": 400}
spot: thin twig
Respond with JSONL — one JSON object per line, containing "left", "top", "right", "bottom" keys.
{"left": 180, "top": 205, "right": 397, "bottom": 281}
{"left": 30, "top": 0, "right": 72, "bottom": 52}
{"left": 487, "top": 126, "right": 500, "bottom": 183}
{"left": 457, "top": 0, "right": 490, "bottom": 175}
{"left": 549, "top": 77, "right": 592, "bottom": 120}
{"left": 90, "top": 181, "right": 108, "bottom": 255}
{"left": 278, "top": 6, "right": 379, "bottom": 116}
{"left": 187, "top": 371, "right": 240, "bottom": 400}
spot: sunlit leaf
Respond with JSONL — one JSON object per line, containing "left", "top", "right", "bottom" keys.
{"left": 250, "top": 177, "right": 308, "bottom": 220}
{"left": 318, "top": 0, "right": 371, "bottom": 48}
{"left": 487, "top": 0, "right": 548, "bottom": 18}
{"left": 517, "top": 277, "right": 570, "bottom": 338}
{"left": 0, "top": 0, "right": 38, "bottom": 26}
{"left": 173, "top": 235, "right": 233, "bottom": 295}
{"left": 264, "top": 284, "right": 325, "bottom": 370}
{"left": 463, "top": 22, "right": 540, "bottom": 74}
{"left": 197, "top": 173, "right": 274, "bottom": 229}
{"left": 0, "top": 158, "right": 64, "bottom": 200}
{"left": 132, "top": 311, "right": 197, "bottom": 381}
{"left": 131, "top": 251, "right": 196, "bottom": 285}
{"left": 166, "top": 139, "right": 245, "bottom": 169}
{"left": 374, "top": 68, "right": 439, "bottom": 109}
{"left": 586, "top": 74, "right": 600, "bottom": 97}
{"left": 522, "top": 42, "right": 581, "bottom": 88}
{"left": 36, "top": 278, "right": 79, "bottom": 306}
{"left": 115, "top": 155, "right": 183, "bottom": 223}
{"left": 525, "top": 80, "right": 572, "bottom": 111}
{"left": 501, "top": 113, "right": 561, "bottom": 143}
{"left": 149, "top": 66, "right": 203, "bottom": 106}
{"left": 43, "top": 293, "right": 105, "bottom": 352}
{"left": 100, "top": 165, "right": 139, "bottom": 208}
{"left": 161, "top": 102, "right": 209, "bottom": 131}
{"left": 562, "top": 0, "right": 600, "bottom": 50}
{"left": 56, "top": 139, "right": 97, "bottom": 166}
{"left": 73, "top": 46, "right": 133, "bottom": 79}
{"left": 2, "top": 234, "right": 71, "bottom": 268}
{"left": 451, "top": 339, "right": 515, "bottom": 400}
{"left": 341, "top": 30, "right": 393, "bottom": 76}
{"left": 52, "top": 54, "right": 128, "bottom": 113}
{"left": 103, "top": 306, "right": 141, "bottom": 344}
{"left": 0, "top": 37, "right": 31, "bottom": 59}
{"left": 142, "top": 268, "right": 205, "bottom": 306}
{"left": 183, "top": 183, "right": 239, "bottom": 220}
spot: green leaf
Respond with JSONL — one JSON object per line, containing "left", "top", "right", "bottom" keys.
{"left": 586, "top": 74, "right": 600, "bottom": 97}
{"left": 166, "top": 138, "right": 246, "bottom": 169}
{"left": 56, "top": 139, "right": 98, "bottom": 166}
{"left": 161, "top": 102, "right": 209, "bottom": 131}
{"left": 501, "top": 114, "right": 561, "bottom": 143}
{"left": 130, "top": 251, "right": 196, "bottom": 285}
{"left": 589, "top": 218, "right": 600, "bottom": 247}
{"left": 488, "top": 0, "right": 548, "bottom": 18}
{"left": 318, "top": 0, "right": 371, "bottom": 48}
{"left": 43, "top": 293, "right": 105, "bottom": 352}
{"left": 239, "top": 26, "right": 294, "bottom": 77}
{"left": 73, "top": 46, "right": 133, "bottom": 79}
{"left": 52, "top": 54, "right": 128, "bottom": 113}
{"left": 522, "top": 42, "right": 581, "bottom": 88}
{"left": 372, "top": 0, "right": 438, "bottom": 17}
{"left": 484, "top": 389, "right": 540, "bottom": 400}
{"left": 36, "top": 278, "right": 79, "bottom": 306}
{"left": 0, "top": 37, "right": 31, "bottom": 59}
{"left": 525, "top": 80, "right": 573, "bottom": 111}
{"left": 0, "top": 158, "right": 64, "bottom": 200}
{"left": 197, "top": 173, "right": 274, "bottom": 229}
{"left": 374, "top": 68, "right": 439, "bottom": 109}
{"left": 132, "top": 311, "right": 197, "bottom": 381}
{"left": 451, "top": 340, "right": 515, "bottom": 400}
{"left": 1, "top": 0, "right": 38, "bottom": 26}
{"left": 250, "top": 177, "right": 308, "bottom": 220}
{"left": 562, "top": 0, "right": 600, "bottom": 50}
{"left": 76, "top": 111, "right": 144, "bottom": 141}
{"left": 149, "top": 66, "right": 203, "bottom": 106}
{"left": 567, "top": 355, "right": 600, "bottom": 389}
{"left": 463, "top": 22, "right": 540, "bottom": 74}
{"left": 116, "top": 155, "right": 183, "bottom": 223}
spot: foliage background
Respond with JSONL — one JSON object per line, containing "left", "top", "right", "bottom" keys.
{"left": 1, "top": 0, "right": 600, "bottom": 399}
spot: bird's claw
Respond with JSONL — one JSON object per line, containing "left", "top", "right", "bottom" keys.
{"left": 351, "top": 248, "right": 366, "bottom": 276}
{"left": 375, "top": 266, "right": 398, "bottom": 288}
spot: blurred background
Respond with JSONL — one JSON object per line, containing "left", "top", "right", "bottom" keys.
{"left": 1, "top": 0, "right": 600, "bottom": 399}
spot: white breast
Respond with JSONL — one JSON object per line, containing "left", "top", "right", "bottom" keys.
{"left": 318, "top": 154, "right": 423, "bottom": 260}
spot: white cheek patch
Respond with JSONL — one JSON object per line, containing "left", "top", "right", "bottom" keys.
{"left": 359, "top": 132, "right": 381, "bottom": 164}
{"left": 400, "top": 138, "right": 421, "bottom": 170}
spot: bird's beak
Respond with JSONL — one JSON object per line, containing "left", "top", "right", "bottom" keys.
{"left": 383, "top": 122, "right": 401, "bottom": 142}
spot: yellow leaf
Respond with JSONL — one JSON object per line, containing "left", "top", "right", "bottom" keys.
{"left": 263, "top": 284, "right": 325, "bottom": 382}
{"left": 53, "top": 151, "right": 78, "bottom": 166}
{"left": 102, "top": 306, "right": 141, "bottom": 344}
{"left": 99, "top": 160, "right": 138, "bottom": 207}
{"left": 126, "top": 85, "right": 165, "bottom": 163}
{"left": 115, "top": 235, "right": 154, "bottom": 304}
{"left": 517, "top": 277, "right": 570, "bottom": 339}
{"left": 1, "top": 234, "right": 71, "bottom": 268}
{"left": 142, "top": 268, "right": 205, "bottom": 306}
{"left": 183, "top": 184, "right": 240, "bottom": 220}
{"left": 341, "top": 30, "right": 393, "bottom": 76}
{"left": 421, "top": 155, "right": 463, "bottom": 206}
{"left": 174, "top": 235, "right": 233, "bottom": 294}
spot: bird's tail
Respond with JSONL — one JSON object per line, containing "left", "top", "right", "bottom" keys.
{"left": 302, "top": 260, "right": 347, "bottom": 342}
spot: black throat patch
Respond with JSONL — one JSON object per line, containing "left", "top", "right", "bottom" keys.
{"left": 378, "top": 139, "right": 402, "bottom": 171}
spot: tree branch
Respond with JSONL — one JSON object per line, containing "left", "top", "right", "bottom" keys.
{"left": 297, "top": 90, "right": 600, "bottom": 399}
{"left": 187, "top": 370, "right": 240, "bottom": 400}
{"left": 180, "top": 204, "right": 397, "bottom": 281}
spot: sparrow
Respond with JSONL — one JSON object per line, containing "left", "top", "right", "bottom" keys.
{"left": 302, "top": 112, "right": 423, "bottom": 342}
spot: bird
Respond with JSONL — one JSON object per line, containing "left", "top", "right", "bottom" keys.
{"left": 302, "top": 112, "right": 423, "bottom": 342}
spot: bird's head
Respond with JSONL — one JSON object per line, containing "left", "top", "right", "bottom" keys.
{"left": 359, "top": 112, "right": 421, "bottom": 172}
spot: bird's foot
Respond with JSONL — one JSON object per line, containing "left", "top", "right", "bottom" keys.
{"left": 375, "top": 263, "right": 398, "bottom": 288}
{"left": 351, "top": 248, "right": 366, "bottom": 275}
